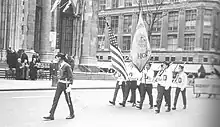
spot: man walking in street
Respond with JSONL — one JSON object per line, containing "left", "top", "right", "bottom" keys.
{"left": 43, "top": 53, "right": 75, "bottom": 120}
{"left": 109, "top": 71, "right": 126, "bottom": 105}
{"left": 136, "top": 63, "right": 154, "bottom": 110}
{"left": 172, "top": 65, "right": 188, "bottom": 110}
{"left": 155, "top": 61, "right": 172, "bottom": 114}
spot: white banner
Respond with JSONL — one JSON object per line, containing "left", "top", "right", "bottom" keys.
{"left": 194, "top": 79, "right": 220, "bottom": 95}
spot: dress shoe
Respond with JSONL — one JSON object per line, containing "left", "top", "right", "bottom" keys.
{"left": 149, "top": 106, "right": 153, "bottom": 109}
{"left": 119, "top": 103, "right": 125, "bottom": 107}
{"left": 109, "top": 101, "right": 115, "bottom": 105}
{"left": 127, "top": 100, "right": 133, "bottom": 103}
{"left": 165, "top": 108, "right": 171, "bottom": 112}
{"left": 132, "top": 103, "right": 136, "bottom": 107}
{"left": 136, "top": 106, "right": 142, "bottom": 110}
{"left": 43, "top": 116, "right": 54, "bottom": 120}
{"left": 137, "top": 101, "right": 140, "bottom": 103}
{"left": 155, "top": 109, "right": 160, "bottom": 114}
{"left": 66, "top": 114, "right": 75, "bottom": 119}
{"left": 183, "top": 105, "right": 186, "bottom": 109}
{"left": 154, "top": 105, "right": 157, "bottom": 107}
{"left": 172, "top": 107, "right": 176, "bottom": 110}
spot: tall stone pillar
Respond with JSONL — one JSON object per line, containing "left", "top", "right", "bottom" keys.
{"left": 40, "top": 0, "right": 53, "bottom": 62}
{"left": 195, "top": 7, "right": 204, "bottom": 51}
{"left": 80, "top": 0, "right": 98, "bottom": 66}
{"left": 161, "top": 10, "right": 168, "bottom": 50}
{"left": 177, "top": 9, "right": 185, "bottom": 50}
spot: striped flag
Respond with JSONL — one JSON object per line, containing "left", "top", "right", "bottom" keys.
{"left": 51, "top": 0, "right": 61, "bottom": 12}
{"left": 106, "top": 22, "right": 129, "bottom": 80}
{"left": 63, "top": 0, "right": 72, "bottom": 12}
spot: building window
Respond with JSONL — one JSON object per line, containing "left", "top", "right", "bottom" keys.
{"left": 182, "top": 57, "right": 187, "bottom": 62}
{"left": 203, "top": 34, "right": 211, "bottom": 51}
{"left": 99, "top": 0, "right": 106, "bottom": 10}
{"left": 167, "top": 35, "right": 178, "bottom": 51}
{"left": 168, "top": 11, "right": 179, "bottom": 32}
{"left": 154, "top": 0, "right": 162, "bottom": 4}
{"left": 97, "top": 36, "right": 105, "bottom": 51}
{"left": 188, "top": 57, "right": 193, "bottom": 62}
{"left": 152, "top": 13, "right": 162, "bottom": 32}
{"left": 123, "top": 15, "right": 132, "bottom": 33}
{"left": 165, "top": 57, "right": 170, "bottom": 61}
{"left": 155, "top": 56, "right": 159, "bottom": 61}
{"left": 171, "top": 57, "right": 175, "bottom": 61}
{"left": 170, "top": 0, "right": 179, "bottom": 3}
{"left": 108, "top": 56, "right": 111, "bottom": 60}
{"left": 96, "top": 56, "right": 99, "bottom": 59}
{"left": 150, "top": 56, "right": 154, "bottom": 61}
{"left": 151, "top": 35, "right": 161, "bottom": 49}
{"left": 100, "top": 56, "right": 103, "bottom": 60}
{"left": 124, "top": 0, "right": 132, "bottom": 7}
{"left": 111, "top": 16, "right": 119, "bottom": 34}
{"left": 203, "top": 57, "right": 208, "bottom": 62}
{"left": 204, "top": 9, "right": 212, "bottom": 28}
{"left": 98, "top": 17, "right": 105, "bottom": 35}
{"left": 185, "top": 9, "right": 197, "bottom": 30}
{"left": 122, "top": 36, "right": 131, "bottom": 51}
{"left": 112, "top": 0, "right": 119, "bottom": 8}
{"left": 184, "top": 34, "right": 195, "bottom": 51}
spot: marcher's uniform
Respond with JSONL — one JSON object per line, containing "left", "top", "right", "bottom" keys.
{"left": 111, "top": 72, "right": 126, "bottom": 104}
{"left": 49, "top": 61, "right": 74, "bottom": 117}
{"left": 155, "top": 67, "right": 172, "bottom": 112}
{"left": 173, "top": 71, "right": 188, "bottom": 108}
{"left": 138, "top": 68, "right": 154, "bottom": 109}
{"left": 121, "top": 66, "right": 140, "bottom": 106}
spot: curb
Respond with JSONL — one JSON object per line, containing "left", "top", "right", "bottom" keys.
{"left": 0, "top": 86, "right": 193, "bottom": 92}
{"left": 0, "top": 87, "right": 116, "bottom": 91}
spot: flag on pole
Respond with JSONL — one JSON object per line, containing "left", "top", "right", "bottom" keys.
{"left": 51, "top": 0, "right": 62, "bottom": 12}
{"left": 63, "top": 0, "right": 72, "bottom": 12}
{"left": 130, "top": 11, "right": 151, "bottom": 72}
{"left": 106, "top": 22, "right": 129, "bottom": 80}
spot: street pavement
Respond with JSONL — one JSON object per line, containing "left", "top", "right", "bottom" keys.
{"left": 0, "top": 80, "right": 220, "bottom": 127}
{"left": 0, "top": 79, "right": 117, "bottom": 91}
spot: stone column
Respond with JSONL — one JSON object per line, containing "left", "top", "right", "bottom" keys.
{"left": 80, "top": 0, "right": 98, "bottom": 66}
{"left": 195, "top": 7, "right": 204, "bottom": 51}
{"left": 177, "top": 9, "right": 185, "bottom": 50}
{"left": 40, "top": 0, "right": 53, "bottom": 62}
{"left": 161, "top": 10, "right": 168, "bottom": 50}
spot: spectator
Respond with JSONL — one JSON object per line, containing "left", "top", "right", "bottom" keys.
{"left": 29, "top": 58, "right": 38, "bottom": 80}
{"left": 195, "top": 64, "right": 206, "bottom": 98}
{"left": 15, "top": 58, "right": 23, "bottom": 80}
{"left": 21, "top": 49, "right": 29, "bottom": 63}
{"left": 22, "top": 59, "right": 29, "bottom": 80}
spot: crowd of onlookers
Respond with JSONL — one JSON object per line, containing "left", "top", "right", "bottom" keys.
{"left": 6, "top": 47, "right": 41, "bottom": 80}
{"left": 6, "top": 47, "right": 75, "bottom": 80}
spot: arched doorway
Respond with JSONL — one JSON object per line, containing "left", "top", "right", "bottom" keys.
{"left": 58, "top": 0, "right": 74, "bottom": 55}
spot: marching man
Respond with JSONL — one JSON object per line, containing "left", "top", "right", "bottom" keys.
{"left": 43, "top": 53, "right": 75, "bottom": 120}
{"left": 109, "top": 71, "right": 126, "bottom": 105}
{"left": 155, "top": 61, "right": 172, "bottom": 114}
{"left": 172, "top": 65, "right": 188, "bottom": 110}
{"left": 136, "top": 63, "right": 154, "bottom": 110}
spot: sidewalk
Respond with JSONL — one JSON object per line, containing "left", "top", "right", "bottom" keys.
{"left": 0, "top": 79, "right": 116, "bottom": 91}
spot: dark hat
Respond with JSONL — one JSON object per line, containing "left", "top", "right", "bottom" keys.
{"left": 179, "top": 65, "right": 184, "bottom": 69}
{"left": 56, "top": 53, "right": 65, "bottom": 59}
{"left": 163, "top": 61, "right": 170, "bottom": 66}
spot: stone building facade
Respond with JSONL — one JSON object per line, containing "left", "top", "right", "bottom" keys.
{"left": 96, "top": 0, "right": 220, "bottom": 66}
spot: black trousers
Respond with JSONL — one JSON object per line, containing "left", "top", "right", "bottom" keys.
{"left": 112, "top": 81, "right": 126, "bottom": 102}
{"left": 156, "top": 85, "right": 171, "bottom": 111}
{"left": 164, "top": 86, "right": 171, "bottom": 108}
{"left": 123, "top": 80, "right": 137, "bottom": 104}
{"left": 173, "top": 87, "right": 186, "bottom": 107}
{"left": 49, "top": 82, "right": 74, "bottom": 116}
{"left": 139, "top": 83, "right": 153, "bottom": 108}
